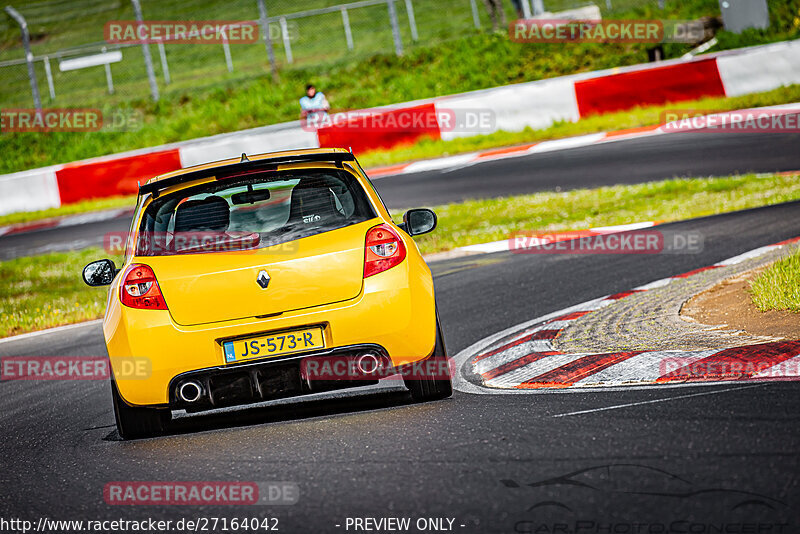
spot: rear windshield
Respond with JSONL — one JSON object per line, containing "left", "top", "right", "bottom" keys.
{"left": 136, "top": 169, "right": 376, "bottom": 256}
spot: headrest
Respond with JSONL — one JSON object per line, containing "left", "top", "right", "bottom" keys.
{"left": 174, "top": 195, "right": 230, "bottom": 233}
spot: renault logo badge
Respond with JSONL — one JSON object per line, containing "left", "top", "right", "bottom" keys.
{"left": 256, "top": 270, "right": 270, "bottom": 289}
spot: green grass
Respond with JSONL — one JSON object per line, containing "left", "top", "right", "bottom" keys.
{"left": 4, "top": 83, "right": 800, "bottom": 228}
{"left": 397, "top": 172, "right": 800, "bottom": 254}
{"left": 2, "top": 0, "right": 797, "bottom": 175}
{"left": 0, "top": 196, "right": 135, "bottom": 227}
{"left": 3, "top": 171, "right": 799, "bottom": 337}
{"left": 0, "top": 0, "right": 757, "bottom": 108}
{"left": 0, "top": 32, "right": 674, "bottom": 174}
{"left": 0, "top": 0, "right": 503, "bottom": 107}
{"left": 359, "top": 84, "right": 800, "bottom": 168}
{"left": 0, "top": 248, "right": 123, "bottom": 338}
{"left": 750, "top": 249, "right": 800, "bottom": 313}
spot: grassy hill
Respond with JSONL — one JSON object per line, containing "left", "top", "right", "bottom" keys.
{"left": 0, "top": 0, "right": 797, "bottom": 174}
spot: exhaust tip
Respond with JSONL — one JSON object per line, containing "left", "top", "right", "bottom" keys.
{"left": 356, "top": 353, "right": 381, "bottom": 375}
{"left": 178, "top": 381, "right": 203, "bottom": 403}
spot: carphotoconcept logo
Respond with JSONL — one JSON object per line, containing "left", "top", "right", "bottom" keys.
{"left": 506, "top": 463, "right": 789, "bottom": 532}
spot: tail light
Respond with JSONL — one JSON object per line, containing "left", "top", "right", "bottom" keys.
{"left": 364, "top": 224, "right": 407, "bottom": 278}
{"left": 120, "top": 264, "right": 168, "bottom": 310}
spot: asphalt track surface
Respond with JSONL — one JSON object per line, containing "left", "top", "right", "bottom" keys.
{"left": 1, "top": 200, "right": 799, "bottom": 532}
{"left": 2, "top": 130, "right": 800, "bottom": 260}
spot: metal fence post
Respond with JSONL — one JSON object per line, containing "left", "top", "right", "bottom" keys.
{"left": 341, "top": 7, "right": 354, "bottom": 50}
{"left": 221, "top": 29, "right": 234, "bottom": 72}
{"left": 4, "top": 6, "right": 42, "bottom": 110}
{"left": 404, "top": 0, "right": 418, "bottom": 41}
{"left": 520, "top": 0, "right": 532, "bottom": 18}
{"left": 43, "top": 55, "right": 55, "bottom": 100}
{"left": 101, "top": 46, "right": 115, "bottom": 94}
{"left": 130, "top": 0, "right": 159, "bottom": 101}
{"left": 257, "top": 0, "right": 278, "bottom": 82}
{"left": 157, "top": 41, "right": 170, "bottom": 84}
{"left": 279, "top": 17, "right": 293, "bottom": 64}
{"left": 658, "top": 0, "right": 665, "bottom": 8}
{"left": 386, "top": 0, "right": 403, "bottom": 56}
{"left": 606, "top": 0, "right": 612, "bottom": 10}
{"left": 469, "top": 0, "right": 481, "bottom": 28}
{"left": 531, "top": 0, "right": 544, "bottom": 16}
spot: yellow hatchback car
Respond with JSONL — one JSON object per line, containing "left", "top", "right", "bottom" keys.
{"left": 82, "top": 148, "right": 451, "bottom": 439}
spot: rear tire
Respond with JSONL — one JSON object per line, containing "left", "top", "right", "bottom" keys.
{"left": 111, "top": 380, "right": 170, "bottom": 440}
{"left": 404, "top": 314, "right": 453, "bottom": 402}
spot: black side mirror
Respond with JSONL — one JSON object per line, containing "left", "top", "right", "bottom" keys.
{"left": 402, "top": 209, "right": 437, "bottom": 236}
{"left": 82, "top": 259, "right": 118, "bottom": 287}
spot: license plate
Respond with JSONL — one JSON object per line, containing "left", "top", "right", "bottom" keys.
{"left": 222, "top": 327, "right": 325, "bottom": 363}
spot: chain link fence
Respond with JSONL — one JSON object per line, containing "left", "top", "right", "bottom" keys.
{"left": 1, "top": 0, "right": 667, "bottom": 109}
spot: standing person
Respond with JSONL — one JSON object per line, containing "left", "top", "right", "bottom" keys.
{"left": 299, "top": 84, "right": 330, "bottom": 126}
{"left": 510, "top": 0, "right": 524, "bottom": 19}
{"left": 482, "top": 0, "right": 507, "bottom": 32}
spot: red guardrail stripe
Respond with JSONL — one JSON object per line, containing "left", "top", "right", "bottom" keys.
{"left": 55, "top": 149, "right": 182, "bottom": 205}
{"left": 317, "top": 103, "right": 441, "bottom": 156}
{"left": 574, "top": 58, "right": 726, "bottom": 117}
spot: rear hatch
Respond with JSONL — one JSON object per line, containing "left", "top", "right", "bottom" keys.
{"left": 143, "top": 221, "right": 372, "bottom": 326}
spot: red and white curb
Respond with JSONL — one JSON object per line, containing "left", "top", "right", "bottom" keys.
{"left": 2, "top": 39, "right": 799, "bottom": 216}
{"left": 452, "top": 236, "right": 800, "bottom": 395}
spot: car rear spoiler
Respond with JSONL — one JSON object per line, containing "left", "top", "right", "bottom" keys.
{"left": 139, "top": 152, "right": 356, "bottom": 198}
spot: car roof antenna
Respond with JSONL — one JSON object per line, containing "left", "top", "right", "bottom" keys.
{"left": 240, "top": 153, "right": 250, "bottom": 162}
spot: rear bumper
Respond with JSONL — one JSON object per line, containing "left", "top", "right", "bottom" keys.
{"left": 168, "top": 343, "right": 391, "bottom": 412}
{"left": 104, "top": 252, "right": 435, "bottom": 406}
